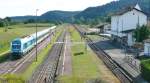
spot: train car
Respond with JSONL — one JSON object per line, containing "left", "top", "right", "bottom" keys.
{"left": 11, "top": 26, "right": 56, "bottom": 56}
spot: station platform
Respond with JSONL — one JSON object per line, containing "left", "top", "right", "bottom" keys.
{"left": 93, "top": 39, "right": 147, "bottom": 83}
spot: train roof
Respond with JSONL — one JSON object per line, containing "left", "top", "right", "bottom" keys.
{"left": 12, "top": 26, "right": 56, "bottom": 44}
{"left": 32, "top": 26, "right": 56, "bottom": 37}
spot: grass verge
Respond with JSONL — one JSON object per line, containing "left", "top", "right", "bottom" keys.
{"left": 58, "top": 26, "right": 104, "bottom": 83}
{"left": 0, "top": 26, "right": 63, "bottom": 82}
{"left": 0, "top": 23, "right": 51, "bottom": 54}
{"left": 22, "top": 27, "right": 63, "bottom": 80}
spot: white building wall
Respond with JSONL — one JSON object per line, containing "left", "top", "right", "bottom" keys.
{"left": 110, "top": 8, "right": 147, "bottom": 46}
{"left": 144, "top": 43, "right": 150, "bottom": 56}
{"left": 111, "top": 16, "right": 118, "bottom": 32}
{"left": 111, "top": 9, "right": 147, "bottom": 33}
{"left": 127, "top": 32, "right": 134, "bottom": 46}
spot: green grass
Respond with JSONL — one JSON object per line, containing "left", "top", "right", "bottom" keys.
{"left": 0, "top": 26, "right": 63, "bottom": 82}
{"left": 0, "top": 74, "right": 25, "bottom": 83}
{"left": 22, "top": 27, "right": 63, "bottom": 80}
{"left": 139, "top": 56, "right": 150, "bottom": 82}
{"left": 58, "top": 27, "right": 103, "bottom": 83}
{"left": 0, "top": 23, "right": 52, "bottom": 55}
{"left": 141, "top": 59, "right": 150, "bottom": 82}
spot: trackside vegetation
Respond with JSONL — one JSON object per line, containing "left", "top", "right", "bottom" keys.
{"left": 0, "top": 25, "right": 63, "bottom": 82}
{"left": 57, "top": 25, "right": 119, "bottom": 83}
{"left": 22, "top": 26, "right": 63, "bottom": 80}
{"left": 134, "top": 25, "right": 150, "bottom": 42}
{"left": 0, "top": 23, "right": 52, "bottom": 55}
{"left": 140, "top": 57, "right": 150, "bottom": 82}
{"left": 0, "top": 74, "right": 25, "bottom": 83}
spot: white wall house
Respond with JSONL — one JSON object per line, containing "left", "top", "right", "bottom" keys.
{"left": 144, "top": 39, "right": 150, "bottom": 56}
{"left": 108, "top": 4, "right": 147, "bottom": 46}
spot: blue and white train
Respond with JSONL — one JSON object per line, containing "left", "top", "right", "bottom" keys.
{"left": 11, "top": 26, "right": 56, "bottom": 56}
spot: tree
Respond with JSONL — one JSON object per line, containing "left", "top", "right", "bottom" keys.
{"left": 134, "top": 25, "right": 150, "bottom": 42}
{"left": 4, "top": 17, "right": 11, "bottom": 22}
{"left": 105, "top": 16, "right": 111, "bottom": 23}
{"left": 24, "top": 19, "right": 36, "bottom": 24}
{"left": 0, "top": 19, "right": 5, "bottom": 27}
{"left": 3, "top": 17, "right": 11, "bottom": 32}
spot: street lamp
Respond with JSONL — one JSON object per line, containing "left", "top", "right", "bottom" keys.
{"left": 35, "top": 9, "right": 39, "bottom": 62}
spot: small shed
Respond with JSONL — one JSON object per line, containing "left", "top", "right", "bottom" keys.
{"left": 144, "top": 39, "right": 150, "bottom": 56}
{"left": 94, "top": 23, "right": 110, "bottom": 33}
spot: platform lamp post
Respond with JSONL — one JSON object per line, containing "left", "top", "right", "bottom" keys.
{"left": 35, "top": 9, "right": 39, "bottom": 62}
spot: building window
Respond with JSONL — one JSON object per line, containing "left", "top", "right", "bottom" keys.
{"left": 133, "top": 13, "right": 135, "bottom": 15}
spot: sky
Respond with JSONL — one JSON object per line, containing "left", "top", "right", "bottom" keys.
{"left": 0, "top": 0, "right": 115, "bottom": 18}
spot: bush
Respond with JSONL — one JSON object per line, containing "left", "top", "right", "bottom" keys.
{"left": 141, "top": 60, "right": 150, "bottom": 82}
{"left": 134, "top": 25, "right": 150, "bottom": 42}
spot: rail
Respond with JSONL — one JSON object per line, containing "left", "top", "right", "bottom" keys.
{"left": 73, "top": 24, "right": 133, "bottom": 83}
{"left": 28, "top": 30, "right": 66, "bottom": 83}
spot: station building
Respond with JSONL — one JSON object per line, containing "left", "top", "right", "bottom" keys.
{"left": 107, "top": 4, "right": 147, "bottom": 46}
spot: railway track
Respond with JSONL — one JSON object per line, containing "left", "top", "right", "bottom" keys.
{"left": 73, "top": 24, "right": 133, "bottom": 83}
{"left": 29, "top": 30, "right": 65, "bottom": 83}
{"left": 0, "top": 32, "right": 55, "bottom": 75}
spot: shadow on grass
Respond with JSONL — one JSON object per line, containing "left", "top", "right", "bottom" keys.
{"left": 74, "top": 52, "right": 84, "bottom": 56}
{"left": 8, "top": 27, "right": 13, "bottom": 29}
{"left": 86, "top": 78, "right": 106, "bottom": 83}
{"left": 137, "top": 56, "right": 150, "bottom": 61}
{"left": 0, "top": 53, "right": 21, "bottom": 63}
{"left": 0, "top": 53, "right": 10, "bottom": 63}
{"left": 10, "top": 55, "right": 21, "bottom": 61}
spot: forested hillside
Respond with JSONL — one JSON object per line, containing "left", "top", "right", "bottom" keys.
{"left": 75, "top": 0, "right": 150, "bottom": 22}
{"left": 10, "top": 0, "right": 150, "bottom": 24}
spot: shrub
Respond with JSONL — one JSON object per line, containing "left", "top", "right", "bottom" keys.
{"left": 141, "top": 60, "right": 150, "bottom": 82}
{"left": 134, "top": 25, "right": 150, "bottom": 42}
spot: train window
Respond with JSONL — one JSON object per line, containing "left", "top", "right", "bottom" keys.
{"left": 12, "top": 41, "right": 21, "bottom": 44}
{"left": 23, "top": 43, "right": 28, "bottom": 49}
{"left": 12, "top": 40, "right": 21, "bottom": 50}
{"left": 16, "top": 45, "right": 21, "bottom": 49}
{"left": 27, "top": 41, "right": 30, "bottom": 46}
{"left": 12, "top": 45, "right": 21, "bottom": 49}
{"left": 31, "top": 39, "right": 34, "bottom": 45}
{"left": 29, "top": 40, "right": 32, "bottom": 45}
{"left": 12, "top": 45, "right": 16, "bottom": 49}
{"left": 31, "top": 39, "right": 34, "bottom": 44}
{"left": 33, "top": 39, "right": 35, "bottom": 43}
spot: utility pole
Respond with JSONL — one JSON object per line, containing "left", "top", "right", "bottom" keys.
{"left": 35, "top": 9, "right": 39, "bottom": 62}
{"left": 85, "top": 38, "right": 87, "bottom": 54}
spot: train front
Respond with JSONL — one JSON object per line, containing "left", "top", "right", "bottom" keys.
{"left": 11, "top": 38, "right": 22, "bottom": 55}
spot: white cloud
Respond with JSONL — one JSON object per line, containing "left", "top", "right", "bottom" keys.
{"left": 0, "top": 0, "right": 115, "bottom": 18}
